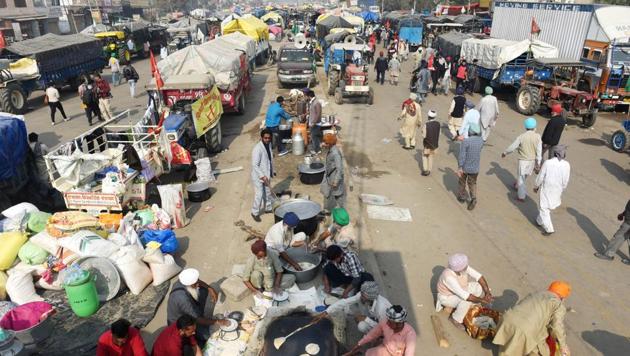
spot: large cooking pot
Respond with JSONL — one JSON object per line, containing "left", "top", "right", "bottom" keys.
{"left": 274, "top": 199, "right": 322, "bottom": 236}
{"left": 282, "top": 246, "right": 322, "bottom": 283}
{"left": 279, "top": 124, "right": 293, "bottom": 142}
{"left": 298, "top": 162, "right": 325, "bottom": 185}
{"left": 187, "top": 182, "right": 211, "bottom": 202}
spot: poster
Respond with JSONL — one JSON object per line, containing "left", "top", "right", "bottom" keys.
{"left": 191, "top": 86, "right": 224, "bottom": 138}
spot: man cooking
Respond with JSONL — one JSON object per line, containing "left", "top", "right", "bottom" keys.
{"left": 265, "top": 212, "right": 306, "bottom": 271}
{"left": 435, "top": 253, "right": 493, "bottom": 330}
{"left": 316, "top": 281, "right": 392, "bottom": 335}
{"left": 166, "top": 268, "right": 228, "bottom": 344}
{"left": 242, "top": 240, "right": 296, "bottom": 296}
{"left": 310, "top": 207, "right": 356, "bottom": 250}
{"left": 324, "top": 244, "right": 374, "bottom": 298}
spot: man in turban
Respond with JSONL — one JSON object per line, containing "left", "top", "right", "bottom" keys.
{"left": 534, "top": 145, "right": 570, "bottom": 235}
{"left": 493, "top": 281, "right": 571, "bottom": 356}
{"left": 321, "top": 133, "right": 346, "bottom": 212}
{"left": 502, "top": 118, "right": 542, "bottom": 202}
{"left": 478, "top": 86, "right": 500, "bottom": 142}
{"left": 311, "top": 207, "right": 356, "bottom": 250}
{"left": 344, "top": 305, "right": 417, "bottom": 356}
{"left": 315, "top": 281, "right": 392, "bottom": 335}
{"left": 265, "top": 212, "right": 306, "bottom": 271}
{"left": 421, "top": 109, "right": 440, "bottom": 176}
{"left": 457, "top": 101, "right": 480, "bottom": 140}
{"left": 541, "top": 103, "right": 566, "bottom": 161}
{"left": 448, "top": 85, "right": 467, "bottom": 139}
{"left": 435, "top": 253, "right": 493, "bottom": 330}
{"left": 242, "top": 240, "right": 295, "bottom": 296}
{"left": 398, "top": 94, "right": 422, "bottom": 149}
{"left": 458, "top": 121, "right": 484, "bottom": 210}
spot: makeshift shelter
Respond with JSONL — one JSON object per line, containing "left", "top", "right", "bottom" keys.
{"left": 316, "top": 15, "right": 354, "bottom": 39}
{"left": 460, "top": 38, "right": 559, "bottom": 70}
{"left": 215, "top": 32, "right": 257, "bottom": 65}
{"left": 221, "top": 13, "right": 241, "bottom": 31}
{"left": 261, "top": 11, "right": 284, "bottom": 27}
{"left": 222, "top": 17, "right": 269, "bottom": 41}
{"left": 359, "top": 11, "right": 380, "bottom": 23}
{"left": 342, "top": 15, "right": 364, "bottom": 31}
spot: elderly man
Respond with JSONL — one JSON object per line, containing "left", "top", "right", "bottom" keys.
{"left": 436, "top": 253, "right": 493, "bottom": 329}
{"left": 398, "top": 94, "right": 422, "bottom": 149}
{"left": 324, "top": 245, "right": 374, "bottom": 298}
{"left": 243, "top": 240, "right": 295, "bottom": 296}
{"left": 421, "top": 109, "right": 440, "bottom": 176}
{"left": 97, "top": 319, "right": 148, "bottom": 356}
{"left": 265, "top": 212, "right": 305, "bottom": 271}
{"left": 478, "top": 86, "right": 499, "bottom": 142}
{"left": 502, "top": 118, "right": 542, "bottom": 202}
{"left": 321, "top": 133, "right": 346, "bottom": 212}
{"left": 317, "top": 281, "right": 392, "bottom": 335}
{"left": 534, "top": 145, "right": 570, "bottom": 236}
{"left": 311, "top": 207, "right": 356, "bottom": 250}
{"left": 541, "top": 103, "right": 566, "bottom": 160}
{"left": 166, "top": 268, "right": 227, "bottom": 343}
{"left": 595, "top": 199, "right": 630, "bottom": 264}
{"left": 251, "top": 128, "right": 275, "bottom": 222}
{"left": 458, "top": 122, "right": 484, "bottom": 211}
{"left": 344, "top": 305, "right": 416, "bottom": 356}
{"left": 388, "top": 54, "right": 401, "bottom": 86}
{"left": 152, "top": 314, "right": 202, "bottom": 356}
{"left": 493, "top": 281, "right": 571, "bottom": 356}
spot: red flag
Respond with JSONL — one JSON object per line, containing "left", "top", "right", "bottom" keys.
{"left": 0, "top": 31, "right": 5, "bottom": 49}
{"left": 531, "top": 17, "right": 541, "bottom": 35}
{"left": 149, "top": 50, "right": 164, "bottom": 89}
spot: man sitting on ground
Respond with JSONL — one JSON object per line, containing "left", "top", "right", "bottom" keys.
{"left": 152, "top": 314, "right": 202, "bottom": 356}
{"left": 97, "top": 318, "right": 148, "bottom": 356}
{"left": 242, "top": 240, "right": 296, "bottom": 296}
{"left": 323, "top": 245, "right": 374, "bottom": 298}
{"left": 310, "top": 207, "right": 356, "bottom": 250}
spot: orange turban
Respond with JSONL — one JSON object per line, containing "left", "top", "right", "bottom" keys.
{"left": 548, "top": 280, "right": 571, "bottom": 298}
{"left": 323, "top": 133, "right": 337, "bottom": 145}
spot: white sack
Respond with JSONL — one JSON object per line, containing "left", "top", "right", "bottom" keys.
{"left": 150, "top": 254, "right": 182, "bottom": 286}
{"left": 111, "top": 246, "right": 152, "bottom": 295}
{"left": 58, "top": 230, "right": 120, "bottom": 258}
{"left": 6, "top": 267, "right": 43, "bottom": 305}
{"left": 30, "top": 230, "right": 60, "bottom": 255}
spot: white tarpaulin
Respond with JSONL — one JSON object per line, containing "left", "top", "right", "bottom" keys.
{"left": 198, "top": 40, "right": 245, "bottom": 90}
{"left": 214, "top": 32, "right": 256, "bottom": 63}
{"left": 595, "top": 6, "right": 630, "bottom": 42}
{"left": 460, "top": 38, "right": 559, "bottom": 70}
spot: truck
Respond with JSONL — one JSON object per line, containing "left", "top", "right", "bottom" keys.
{"left": 276, "top": 44, "right": 317, "bottom": 88}
{"left": 583, "top": 41, "right": 630, "bottom": 113}
{"left": 0, "top": 33, "right": 107, "bottom": 114}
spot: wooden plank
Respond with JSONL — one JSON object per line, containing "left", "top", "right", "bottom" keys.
{"left": 211, "top": 166, "right": 244, "bottom": 175}
{"left": 430, "top": 314, "right": 450, "bottom": 348}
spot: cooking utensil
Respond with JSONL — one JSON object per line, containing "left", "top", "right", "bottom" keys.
{"left": 272, "top": 290, "right": 289, "bottom": 302}
{"left": 186, "top": 182, "right": 211, "bottom": 202}
{"left": 298, "top": 162, "right": 325, "bottom": 185}
{"left": 273, "top": 319, "right": 321, "bottom": 350}
{"left": 228, "top": 311, "right": 244, "bottom": 323}
{"left": 220, "top": 318, "right": 239, "bottom": 332}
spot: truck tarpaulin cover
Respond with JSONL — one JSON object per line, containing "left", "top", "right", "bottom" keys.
{"left": 222, "top": 17, "right": 269, "bottom": 41}
{"left": 594, "top": 6, "right": 630, "bottom": 42}
{"left": 0, "top": 114, "right": 27, "bottom": 181}
{"left": 437, "top": 32, "right": 474, "bottom": 59}
{"left": 215, "top": 32, "right": 257, "bottom": 62}
{"left": 460, "top": 38, "right": 559, "bottom": 70}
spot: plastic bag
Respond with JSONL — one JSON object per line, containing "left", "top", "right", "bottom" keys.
{"left": 110, "top": 247, "right": 152, "bottom": 295}
{"left": 102, "top": 171, "right": 125, "bottom": 194}
{"left": 170, "top": 142, "right": 192, "bottom": 165}
{"left": 150, "top": 205, "right": 171, "bottom": 230}
{"left": 194, "top": 157, "right": 216, "bottom": 183}
{"left": 142, "top": 246, "right": 164, "bottom": 264}
{"left": 1, "top": 203, "right": 38, "bottom": 231}
{"left": 0, "top": 232, "right": 28, "bottom": 270}
{"left": 99, "top": 213, "right": 123, "bottom": 233}
{"left": 157, "top": 184, "right": 188, "bottom": 229}
{"left": 0, "top": 271, "right": 7, "bottom": 300}
{"left": 26, "top": 212, "right": 52, "bottom": 234}
{"left": 17, "top": 242, "right": 49, "bottom": 265}
{"left": 116, "top": 213, "right": 142, "bottom": 248}
{"left": 58, "top": 230, "right": 120, "bottom": 258}
{"left": 6, "top": 267, "right": 43, "bottom": 305}
{"left": 135, "top": 209, "right": 155, "bottom": 227}
{"left": 30, "top": 230, "right": 60, "bottom": 255}
{"left": 140, "top": 230, "right": 178, "bottom": 254}
{"left": 46, "top": 211, "right": 100, "bottom": 238}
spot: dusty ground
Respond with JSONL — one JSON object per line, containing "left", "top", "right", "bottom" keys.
{"left": 26, "top": 42, "right": 630, "bottom": 354}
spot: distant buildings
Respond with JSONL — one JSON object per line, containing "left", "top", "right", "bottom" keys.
{"left": 0, "top": 0, "right": 63, "bottom": 42}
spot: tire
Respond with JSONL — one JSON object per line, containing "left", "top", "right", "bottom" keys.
{"left": 581, "top": 112, "right": 597, "bottom": 128}
{"left": 367, "top": 87, "right": 374, "bottom": 105}
{"left": 237, "top": 93, "right": 246, "bottom": 115}
{"left": 0, "top": 82, "right": 28, "bottom": 114}
{"left": 339, "top": 80, "right": 346, "bottom": 92}
{"left": 515, "top": 85, "right": 541, "bottom": 116}
{"left": 118, "top": 48, "right": 130, "bottom": 64}
{"left": 204, "top": 122, "right": 222, "bottom": 153}
{"left": 334, "top": 88, "right": 343, "bottom": 105}
{"left": 328, "top": 70, "right": 340, "bottom": 95}
{"left": 610, "top": 130, "right": 628, "bottom": 152}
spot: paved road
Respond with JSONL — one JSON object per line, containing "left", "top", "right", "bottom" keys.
{"left": 24, "top": 44, "right": 630, "bottom": 354}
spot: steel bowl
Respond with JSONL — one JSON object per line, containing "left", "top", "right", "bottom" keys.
{"left": 282, "top": 246, "right": 322, "bottom": 284}
{"left": 274, "top": 199, "right": 322, "bottom": 236}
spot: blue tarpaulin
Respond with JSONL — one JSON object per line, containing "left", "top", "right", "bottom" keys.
{"left": 359, "top": 11, "right": 380, "bottom": 22}
{"left": 0, "top": 114, "right": 28, "bottom": 181}
{"left": 399, "top": 27, "right": 423, "bottom": 46}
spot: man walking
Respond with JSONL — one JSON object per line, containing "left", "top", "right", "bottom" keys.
{"left": 478, "top": 86, "right": 499, "bottom": 142}
{"left": 502, "top": 118, "right": 542, "bottom": 202}
{"left": 457, "top": 122, "right": 484, "bottom": 210}
{"left": 81, "top": 80, "right": 104, "bottom": 126}
{"left": 306, "top": 89, "right": 322, "bottom": 154}
{"left": 94, "top": 74, "right": 114, "bottom": 121}
{"left": 534, "top": 145, "right": 570, "bottom": 236}
{"left": 541, "top": 103, "right": 566, "bottom": 160}
{"left": 398, "top": 94, "right": 422, "bottom": 150}
{"left": 415, "top": 60, "right": 431, "bottom": 103}
{"left": 594, "top": 199, "right": 630, "bottom": 265}
{"left": 251, "top": 129, "right": 275, "bottom": 222}
{"left": 421, "top": 110, "right": 440, "bottom": 176}
{"left": 109, "top": 53, "right": 121, "bottom": 86}
{"left": 448, "top": 86, "right": 467, "bottom": 139}
{"left": 466, "top": 59, "right": 479, "bottom": 93}
{"left": 45, "top": 83, "right": 68, "bottom": 126}
{"left": 265, "top": 96, "right": 292, "bottom": 156}
{"left": 374, "top": 51, "right": 388, "bottom": 85}
{"left": 388, "top": 54, "right": 401, "bottom": 86}
{"left": 122, "top": 63, "right": 139, "bottom": 98}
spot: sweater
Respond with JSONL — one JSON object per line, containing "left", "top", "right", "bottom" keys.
{"left": 458, "top": 135, "right": 484, "bottom": 174}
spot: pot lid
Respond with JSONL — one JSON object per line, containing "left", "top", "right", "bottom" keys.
{"left": 187, "top": 182, "right": 209, "bottom": 193}
{"left": 298, "top": 163, "right": 325, "bottom": 174}
{"left": 274, "top": 199, "right": 322, "bottom": 220}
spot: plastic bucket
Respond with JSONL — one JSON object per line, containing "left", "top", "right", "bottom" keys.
{"left": 64, "top": 272, "right": 99, "bottom": 317}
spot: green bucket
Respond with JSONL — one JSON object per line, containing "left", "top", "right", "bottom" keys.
{"left": 64, "top": 272, "right": 99, "bottom": 317}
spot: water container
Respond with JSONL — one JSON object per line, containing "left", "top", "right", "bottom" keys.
{"left": 292, "top": 132, "right": 305, "bottom": 156}
{"left": 292, "top": 123, "right": 308, "bottom": 145}
{"left": 64, "top": 272, "right": 99, "bottom": 317}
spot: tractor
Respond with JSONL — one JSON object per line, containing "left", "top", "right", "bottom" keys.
{"left": 515, "top": 58, "right": 598, "bottom": 127}
{"left": 95, "top": 31, "right": 132, "bottom": 64}
{"left": 325, "top": 41, "right": 373, "bottom": 105}
{"left": 610, "top": 119, "right": 630, "bottom": 152}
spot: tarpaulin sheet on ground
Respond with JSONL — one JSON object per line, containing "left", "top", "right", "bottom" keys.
{"left": 222, "top": 16, "right": 269, "bottom": 41}
{"left": 191, "top": 86, "right": 224, "bottom": 137}
{"left": 0, "top": 114, "right": 27, "bottom": 181}
{"left": 460, "top": 38, "right": 559, "bottom": 70}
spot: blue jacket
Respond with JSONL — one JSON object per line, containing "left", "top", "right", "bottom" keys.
{"left": 265, "top": 102, "right": 291, "bottom": 128}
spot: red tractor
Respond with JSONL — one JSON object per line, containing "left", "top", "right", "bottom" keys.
{"left": 325, "top": 43, "right": 374, "bottom": 105}
{"left": 515, "top": 59, "right": 598, "bottom": 127}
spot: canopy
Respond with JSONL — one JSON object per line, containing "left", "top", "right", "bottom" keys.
{"left": 0, "top": 113, "right": 27, "bottom": 181}
{"left": 316, "top": 14, "right": 353, "bottom": 29}
{"left": 223, "top": 17, "right": 269, "bottom": 41}
{"left": 157, "top": 46, "right": 217, "bottom": 83}
{"left": 342, "top": 15, "right": 364, "bottom": 29}
{"left": 359, "top": 11, "right": 380, "bottom": 22}
{"left": 460, "top": 38, "right": 559, "bottom": 70}
{"left": 436, "top": 31, "right": 474, "bottom": 59}
{"left": 594, "top": 6, "right": 630, "bottom": 42}
{"left": 261, "top": 12, "right": 284, "bottom": 27}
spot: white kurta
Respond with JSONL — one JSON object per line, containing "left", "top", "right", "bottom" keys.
{"left": 264, "top": 221, "right": 306, "bottom": 253}
{"left": 535, "top": 157, "right": 570, "bottom": 233}
{"left": 326, "top": 294, "right": 392, "bottom": 333}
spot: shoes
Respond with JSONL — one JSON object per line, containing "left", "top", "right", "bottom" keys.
{"left": 278, "top": 150, "right": 289, "bottom": 157}
{"left": 410, "top": 145, "right": 415, "bottom": 149}
{"left": 51, "top": 122, "right": 56, "bottom": 126}
{"left": 403, "top": 146, "right": 412, "bottom": 150}
{"left": 251, "top": 213, "right": 261, "bottom": 222}
{"left": 457, "top": 196, "right": 467, "bottom": 203}
{"left": 622, "top": 258, "right": 630, "bottom": 265}
{"left": 421, "top": 171, "right": 430, "bottom": 176}
{"left": 594, "top": 252, "right": 614, "bottom": 261}
{"left": 542, "top": 231, "right": 554, "bottom": 236}
{"left": 467, "top": 198, "right": 477, "bottom": 211}
{"left": 63, "top": 117, "right": 69, "bottom": 122}
{"left": 516, "top": 197, "right": 525, "bottom": 203}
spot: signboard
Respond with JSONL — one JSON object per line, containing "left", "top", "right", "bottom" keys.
{"left": 64, "top": 192, "right": 122, "bottom": 211}
{"left": 191, "top": 86, "right": 224, "bottom": 138}
{"left": 495, "top": 1, "right": 593, "bottom": 12}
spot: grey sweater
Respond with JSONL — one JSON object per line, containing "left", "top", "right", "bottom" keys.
{"left": 458, "top": 135, "right": 484, "bottom": 174}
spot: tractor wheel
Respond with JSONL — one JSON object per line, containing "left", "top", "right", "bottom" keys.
{"left": 581, "top": 112, "right": 597, "bottom": 128}
{"left": 610, "top": 130, "right": 628, "bottom": 152}
{"left": 204, "top": 122, "right": 223, "bottom": 153}
{"left": 328, "top": 70, "right": 339, "bottom": 95}
{"left": 0, "top": 82, "right": 28, "bottom": 114}
{"left": 118, "top": 48, "right": 131, "bottom": 64}
{"left": 515, "top": 85, "right": 541, "bottom": 116}
{"left": 334, "top": 88, "right": 343, "bottom": 105}
{"left": 367, "top": 87, "right": 374, "bottom": 105}
{"left": 339, "top": 80, "right": 346, "bottom": 92}
{"left": 237, "top": 93, "right": 246, "bottom": 115}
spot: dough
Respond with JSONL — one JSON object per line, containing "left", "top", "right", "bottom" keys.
{"left": 305, "top": 343, "right": 320, "bottom": 355}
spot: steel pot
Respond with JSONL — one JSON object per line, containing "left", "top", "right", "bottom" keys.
{"left": 186, "top": 182, "right": 211, "bottom": 202}
{"left": 282, "top": 246, "right": 322, "bottom": 283}
{"left": 279, "top": 124, "right": 293, "bottom": 141}
{"left": 274, "top": 199, "right": 322, "bottom": 236}
{"left": 298, "top": 163, "right": 325, "bottom": 185}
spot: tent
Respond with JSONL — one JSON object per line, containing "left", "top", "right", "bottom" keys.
{"left": 261, "top": 12, "right": 284, "bottom": 27}
{"left": 221, "top": 13, "right": 241, "bottom": 31}
{"left": 316, "top": 15, "right": 354, "bottom": 39}
{"left": 342, "top": 15, "right": 364, "bottom": 30}
{"left": 222, "top": 17, "right": 269, "bottom": 41}
{"left": 460, "top": 38, "right": 559, "bottom": 70}
{"left": 359, "top": 11, "right": 380, "bottom": 23}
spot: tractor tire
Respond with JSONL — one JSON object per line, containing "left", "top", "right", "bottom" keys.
{"left": 0, "top": 82, "right": 28, "bottom": 114}
{"left": 610, "top": 130, "right": 628, "bottom": 152}
{"left": 515, "top": 85, "right": 541, "bottom": 116}
{"left": 335, "top": 88, "right": 343, "bottom": 105}
{"left": 339, "top": 80, "right": 346, "bottom": 92}
{"left": 204, "top": 122, "right": 223, "bottom": 153}
{"left": 118, "top": 48, "right": 131, "bottom": 64}
{"left": 581, "top": 112, "right": 597, "bottom": 128}
{"left": 328, "top": 70, "right": 340, "bottom": 96}
{"left": 367, "top": 87, "right": 374, "bottom": 105}
{"left": 237, "top": 93, "right": 246, "bottom": 115}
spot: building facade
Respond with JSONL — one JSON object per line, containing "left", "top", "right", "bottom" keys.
{"left": 0, "top": 0, "right": 62, "bottom": 42}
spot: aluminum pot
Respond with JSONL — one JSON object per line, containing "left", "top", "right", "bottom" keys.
{"left": 187, "top": 182, "right": 211, "bottom": 202}
{"left": 282, "top": 246, "right": 322, "bottom": 283}
{"left": 298, "top": 162, "right": 325, "bottom": 185}
{"left": 278, "top": 124, "right": 293, "bottom": 141}
{"left": 273, "top": 199, "right": 322, "bottom": 236}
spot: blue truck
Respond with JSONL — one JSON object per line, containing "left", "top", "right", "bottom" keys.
{"left": 0, "top": 33, "right": 106, "bottom": 114}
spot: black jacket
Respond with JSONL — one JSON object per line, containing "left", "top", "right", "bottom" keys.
{"left": 375, "top": 57, "right": 388, "bottom": 72}
{"left": 541, "top": 116, "right": 566, "bottom": 146}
